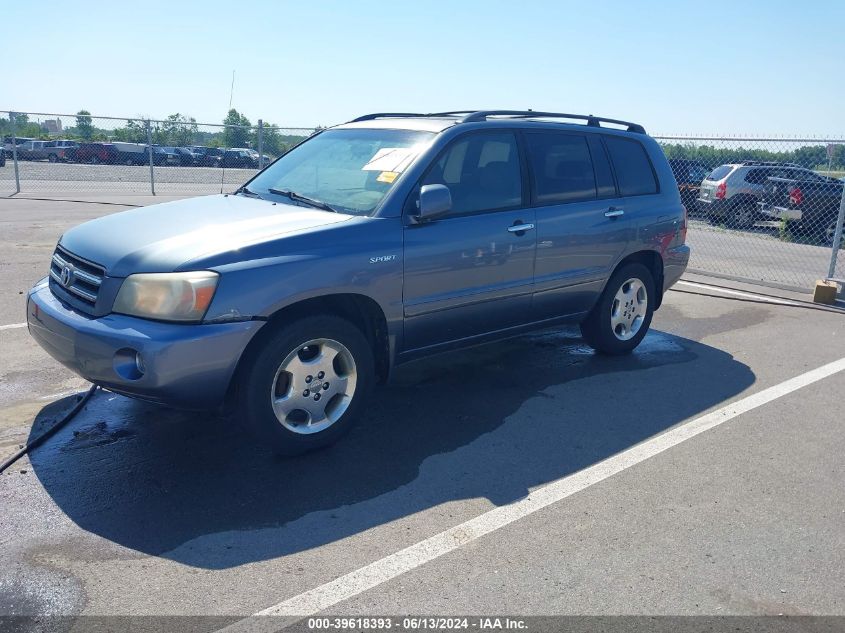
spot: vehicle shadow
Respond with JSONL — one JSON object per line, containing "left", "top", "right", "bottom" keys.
{"left": 28, "top": 327, "right": 754, "bottom": 569}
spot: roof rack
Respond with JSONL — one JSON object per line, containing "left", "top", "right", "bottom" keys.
{"left": 739, "top": 160, "right": 802, "bottom": 167}
{"left": 349, "top": 111, "right": 481, "bottom": 122}
{"left": 459, "top": 110, "right": 646, "bottom": 133}
{"left": 349, "top": 113, "right": 428, "bottom": 122}
{"left": 348, "top": 110, "right": 646, "bottom": 133}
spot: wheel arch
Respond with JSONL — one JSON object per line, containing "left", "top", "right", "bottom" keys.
{"left": 225, "top": 293, "right": 392, "bottom": 410}
{"left": 611, "top": 250, "right": 665, "bottom": 310}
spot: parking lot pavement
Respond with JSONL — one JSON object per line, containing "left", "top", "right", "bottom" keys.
{"left": 0, "top": 162, "right": 258, "bottom": 196}
{"left": 1, "top": 264, "right": 844, "bottom": 624}
{"left": 686, "top": 219, "right": 841, "bottom": 292}
{"left": 1, "top": 197, "right": 845, "bottom": 625}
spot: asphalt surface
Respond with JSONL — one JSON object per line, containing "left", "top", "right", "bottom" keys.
{"left": 0, "top": 161, "right": 259, "bottom": 196}
{"left": 1, "top": 196, "right": 845, "bottom": 629}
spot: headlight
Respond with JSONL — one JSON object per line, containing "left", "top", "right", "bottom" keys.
{"left": 113, "top": 272, "right": 219, "bottom": 322}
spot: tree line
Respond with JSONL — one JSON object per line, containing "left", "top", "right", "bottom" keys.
{"left": 2, "top": 109, "right": 312, "bottom": 157}
{"left": 660, "top": 142, "right": 845, "bottom": 171}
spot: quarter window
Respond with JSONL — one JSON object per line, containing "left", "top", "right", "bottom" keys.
{"left": 422, "top": 132, "right": 522, "bottom": 215}
{"left": 525, "top": 133, "right": 597, "bottom": 203}
{"left": 605, "top": 136, "right": 658, "bottom": 196}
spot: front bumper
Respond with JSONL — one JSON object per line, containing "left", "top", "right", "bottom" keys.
{"left": 27, "top": 279, "right": 263, "bottom": 409}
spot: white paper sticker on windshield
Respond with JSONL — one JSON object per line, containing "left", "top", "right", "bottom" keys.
{"left": 362, "top": 147, "right": 418, "bottom": 173}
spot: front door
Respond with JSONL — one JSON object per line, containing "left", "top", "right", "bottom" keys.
{"left": 402, "top": 131, "right": 536, "bottom": 352}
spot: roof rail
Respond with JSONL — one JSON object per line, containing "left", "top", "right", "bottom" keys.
{"left": 349, "top": 111, "right": 482, "bottom": 123}
{"left": 459, "top": 110, "right": 646, "bottom": 134}
{"left": 741, "top": 160, "right": 802, "bottom": 167}
{"left": 349, "top": 113, "right": 428, "bottom": 122}
{"left": 347, "top": 110, "right": 647, "bottom": 134}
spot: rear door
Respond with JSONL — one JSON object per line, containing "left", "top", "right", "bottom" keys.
{"left": 529, "top": 131, "right": 633, "bottom": 320}
{"left": 402, "top": 131, "right": 536, "bottom": 351}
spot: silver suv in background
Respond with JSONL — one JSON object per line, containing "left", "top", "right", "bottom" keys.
{"left": 697, "top": 161, "right": 826, "bottom": 228}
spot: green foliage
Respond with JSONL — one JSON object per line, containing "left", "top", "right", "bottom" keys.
{"left": 0, "top": 108, "right": 310, "bottom": 154}
{"left": 160, "top": 113, "right": 198, "bottom": 146}
{"left": 777, "top": 218, "right": 792, "bottom": 242}
{"left": 660, "top": 142, "right": 845, "bottom": 171}
{"left": 76, "top": 110, "right": 94, "bottom": 140}
{"left": 223, "top": 109, "right": 252, "bottom": 148}
{"left": 112, "top": 119, "right": 149, "bottom": 143}
{"left": 0, "top": 113, "right": 47, "bottom": 139}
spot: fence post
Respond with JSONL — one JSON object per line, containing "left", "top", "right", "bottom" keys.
{"left": 826, "top": 184, "right": 845, "bottom": 280}
{"left": 257, "top": 119, "right": 264, "bottom": 169}
{"left": 9, "top": 112, "right": 20, "bottom": 194}
{"left": 145, "top": 119, "right": 155, "bottom": 196}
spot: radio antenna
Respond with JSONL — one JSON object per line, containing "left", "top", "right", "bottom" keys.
{"left": 228, "top": 70, "right": 236, "bottom": 110}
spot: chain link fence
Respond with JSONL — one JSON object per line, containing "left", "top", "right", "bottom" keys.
{"left": 0, "top": 111, "right": 315, "bottom": 196}
{"left": 1, "top": 111, "right": 842, "bottom": 293}
{"left": 654, "top": 134, "right": 845, "bottom": 291}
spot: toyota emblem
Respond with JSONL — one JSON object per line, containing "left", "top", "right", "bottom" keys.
{"left": 60, "top": 265, "right": 74, "bottom": 287}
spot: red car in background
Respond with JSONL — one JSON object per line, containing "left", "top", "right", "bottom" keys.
{"left": 73, "top": 143, "right": 119, "bottom": 164}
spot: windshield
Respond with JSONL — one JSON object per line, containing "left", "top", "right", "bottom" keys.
{"left": 247, "top": 128, "right": 434, "bottom": 215}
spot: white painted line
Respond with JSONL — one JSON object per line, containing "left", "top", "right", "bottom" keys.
{"left": 0, "top": 322, "right": 27, "bottom": 331}
{"left": 219, "top": 356, "right": 845, "bottom": 627}
{"left": 677, "top": 281, "right": 801, "bottom": 306}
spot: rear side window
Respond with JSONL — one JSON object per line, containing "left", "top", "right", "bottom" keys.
{"left": 744, "top": 168, "right": 773, "bottom": 184}
{"left": 604, "top": 137, "right": 658, "bottom": 196}
{"left": 707, "top": 165, "right": 734, "bottom": 181}
{"left": 525, "top": 132, "right": 596, "bottom": 203}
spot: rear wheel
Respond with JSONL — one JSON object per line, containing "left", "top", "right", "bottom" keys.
{"left": 237, "top": 315, "right": 375, "bottom": 455}
{"left": 727, "top": 199, "right": 756, "bottom": 229}
{"left": 48, "top": 153, "right": 58, "bottom": 163}
{"left": 580, "top": 263, "right": 655, "bottom": 355}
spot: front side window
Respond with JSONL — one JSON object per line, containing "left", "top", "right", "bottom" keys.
{"left": 525, "top": 132, "right": 596, "bottom": 204}
{"left": 604, "top": 136, "right": 658, "bottom": 196}
{"left": 421, "top": 132, "right": 522, "bottom": 216}
{"left": 249, "top": 128, "right": 434, "bottom": 215}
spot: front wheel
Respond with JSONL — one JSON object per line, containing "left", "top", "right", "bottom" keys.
{"left": 580, "top": 263, "right": 655, "bottom": 355}
{"left": 237, "top": 315, "right": 375, "bottom": 455}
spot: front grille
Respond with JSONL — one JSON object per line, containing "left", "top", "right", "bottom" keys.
{"left": 49, "top": 246, "right": 105, "bottom": 307}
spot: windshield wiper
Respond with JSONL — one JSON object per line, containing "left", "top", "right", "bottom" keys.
{"left": 268, "top": 188, "right": 338, "bottom": 213}
{"left": 234, "top": 185, "right": 262, "bottom": 198}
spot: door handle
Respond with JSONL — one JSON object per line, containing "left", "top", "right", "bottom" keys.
{"left": 604, "top": 208, "right": 624, "bottom": 218}
{"left": 507, "top": 222, "right": 535, "bottom": 234}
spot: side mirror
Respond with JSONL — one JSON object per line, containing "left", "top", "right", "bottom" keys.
{"left": 415, "top": 184, "right": 452, "bottom": 222}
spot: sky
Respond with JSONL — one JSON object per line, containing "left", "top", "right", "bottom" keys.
{"left": 2, "top": 0, "right": 844, "bottom": 136}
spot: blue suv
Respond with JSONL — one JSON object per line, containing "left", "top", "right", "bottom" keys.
{"left": 27, "top": 110, "right": 689, "bottom": 454}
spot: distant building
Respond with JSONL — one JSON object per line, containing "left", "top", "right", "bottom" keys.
{"left": 42, "top": 119, "right": 62, "bottom": 134}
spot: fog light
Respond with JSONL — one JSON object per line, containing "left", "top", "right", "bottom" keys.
{"left": 135, "top": 352, "right": 146, "bottom": 375}
{"left": 114, "top": 348, "right": 144, "bottom": 381}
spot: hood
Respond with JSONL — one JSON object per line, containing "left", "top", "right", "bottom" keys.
{"left": 59, "top": 194, "right": 352, "bottom": 277}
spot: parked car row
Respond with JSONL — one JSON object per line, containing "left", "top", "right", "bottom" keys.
{"left": 2, "top": 136, "right": 272, "bottom": 168}
{"left": 676, "top": 159, "right": 845, "bottom": 245}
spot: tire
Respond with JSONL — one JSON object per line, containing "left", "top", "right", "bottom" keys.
{"left": 726, "top": 199, "right": 756, "bottom": 229}
{"left": 48, "top": 153, "right": 58, "bottom": 163}
{"left": 580, "top": 263, "right": 656, "bottom": 356}
{"left": 237, "top": 314, "right": 375, "bottom": 455}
